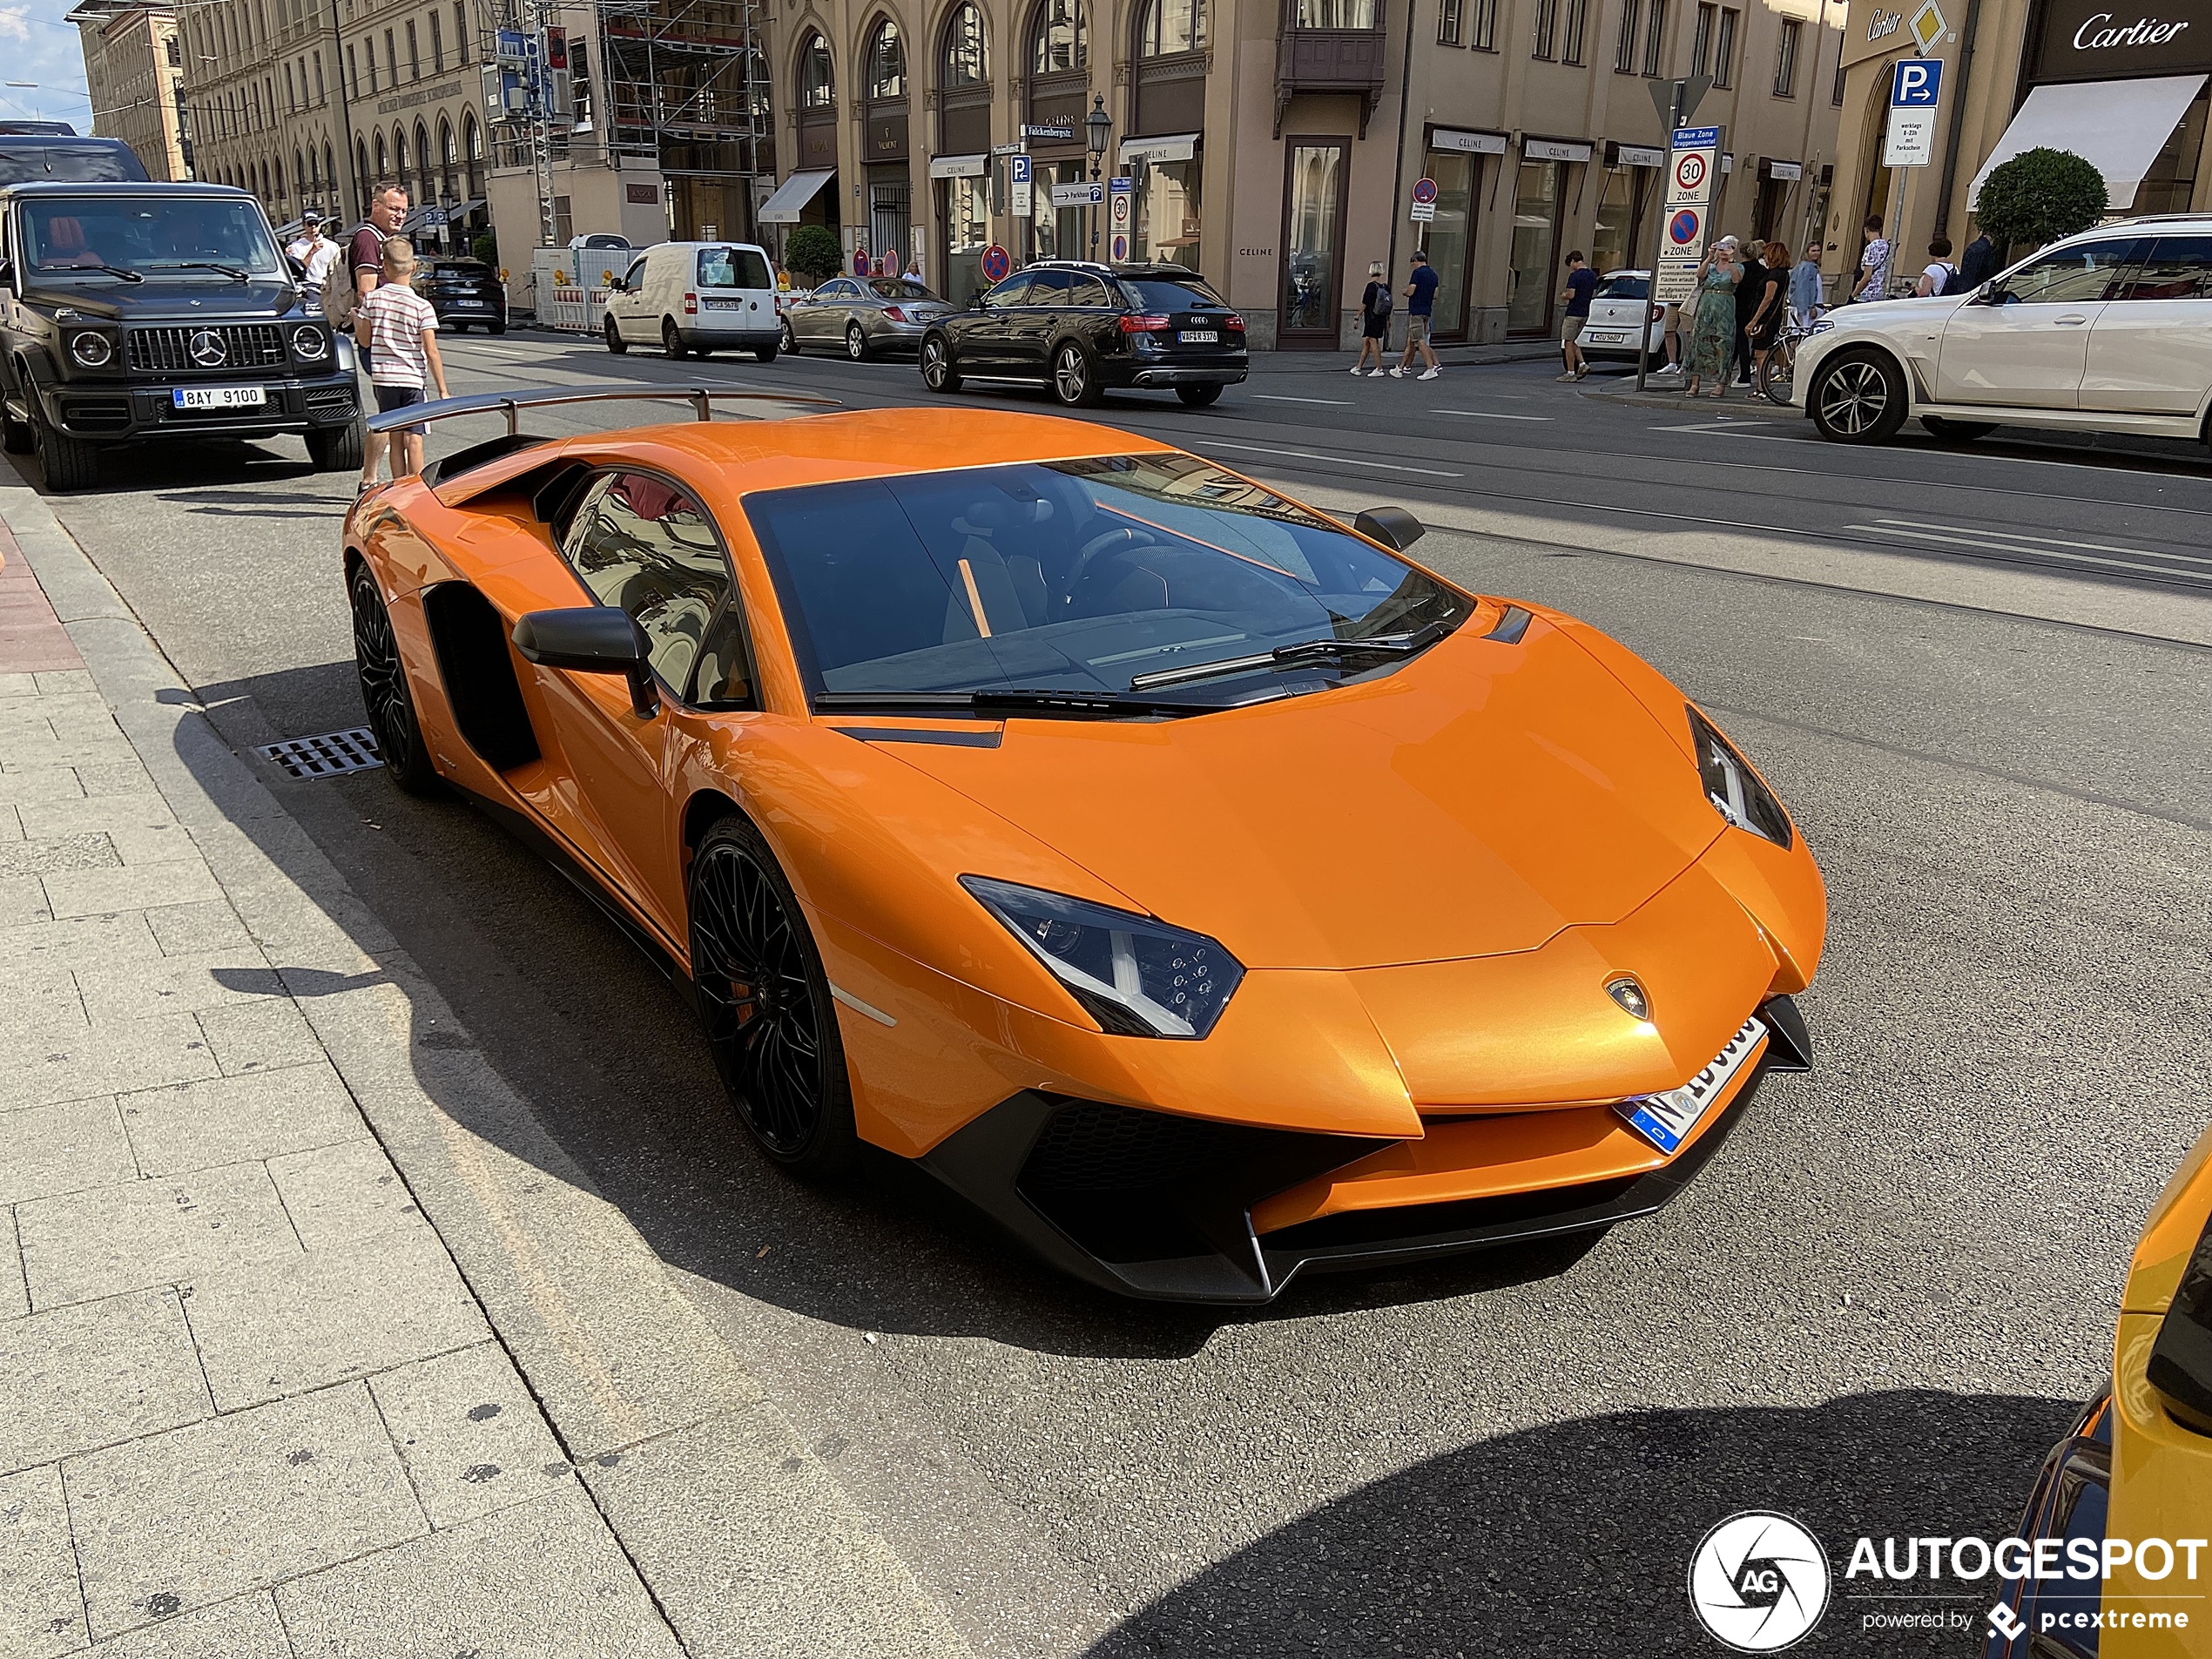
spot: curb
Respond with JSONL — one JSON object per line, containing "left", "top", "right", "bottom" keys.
{"left": 0, "top": 482, "right": 976, "bottom": 1659}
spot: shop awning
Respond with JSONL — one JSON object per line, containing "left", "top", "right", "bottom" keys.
{"left": 757, "top": 168, "right": 836, "bottom": 225}
{"left": 1969, "top": 74, "right": 2208, "bottom": 209}
{"left": 1120, "top": 132, "right": 1197, "bottom": 165}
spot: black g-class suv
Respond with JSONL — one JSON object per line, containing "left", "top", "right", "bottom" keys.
{"left": 0, "top": 182, "right": 360, "bottom": 490}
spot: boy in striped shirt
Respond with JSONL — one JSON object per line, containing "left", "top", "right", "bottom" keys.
{"left": 353, "top": 238, "right": 448, "bottom": 490}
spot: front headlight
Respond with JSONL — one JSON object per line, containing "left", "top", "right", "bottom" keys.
{"left": 1687, "top": 705, "right": 1793, "bottom": 848}
{"left": 1806, "top": 319, "right": 1836, "bottom": 336}
{"left": 292, "top": 325, "right": 330, "bottom": 361}
{"left": 960, "top": 875, "right": 1244, "bottom": 1039}
{"left": 68, "top": 332, "right": 113, "bottom": 367}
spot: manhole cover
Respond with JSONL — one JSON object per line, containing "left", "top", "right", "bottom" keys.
{"left": 257, "top": 728, "right": 383, "bottom": 779}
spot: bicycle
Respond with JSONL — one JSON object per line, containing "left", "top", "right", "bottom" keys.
{"left": 1757, "top": 312, "right": 1818, "bottom": 407}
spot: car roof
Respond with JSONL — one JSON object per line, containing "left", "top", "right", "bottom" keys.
{"left": 0, "top": 179, "right": 255, "bottom": 199}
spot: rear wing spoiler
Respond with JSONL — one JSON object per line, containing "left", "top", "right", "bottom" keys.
{"left": 365, "top": 382, "right": 842, "bottom": 435}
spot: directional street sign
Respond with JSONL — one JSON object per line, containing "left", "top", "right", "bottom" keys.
{"left": 1050, "top": 181, "right": 1104, "bottom": 207}
{"left": 1884, "top": 57, "right": 1941, "bottom": 165}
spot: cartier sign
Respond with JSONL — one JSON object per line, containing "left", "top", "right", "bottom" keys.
{"left": 2031, "top": 0, "right": 2212, "bottom": 78}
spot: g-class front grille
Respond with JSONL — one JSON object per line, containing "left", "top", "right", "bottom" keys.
{"left": 126, "top": 324, "right": 287, "bottom": 373}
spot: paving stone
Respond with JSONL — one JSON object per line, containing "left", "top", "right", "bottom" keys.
{"left": 0, "top": 806, "right": 18, "bottom": 843}
{"left": 0, "top": 768, "right": 84, "bottom": 807}
{"left": 0, "top": 1288, "right": 209, "bottom": 1475}
{"left": 65, "top": 1383, "right": 425, "bottom": 1640}
{"left": 15, "top": 1163, "right": 300, "bottom": 1309}
{"left": 368, "top": 1341, "right": 574, "bottom": 1528}
{"left": 0, "top": 911, "right": 161, "bottom": 974}
{"left": 63, "top": 761, "right": 157, "bottom": 800}
{"left": 0, "top": 1012, "right": 216, "bottom": 1114}
{"left": 118, "top": 1063, "right": 363, "bottom": 1178}
{"left": 72, "top": 952, "right": 279, "bottom": 1026}
{"left": 0, "top": 875, "right": 46, "bottom": 929}
{"left": 41, "top": 863, "right": 220, "bottom": 924}
{"left": 0, "top": 966, "right": 84, "bottom": 1033}
{"left": 30, "top": 674, "right": 92, "bottom": 698}
{"left": 194, "top": 1000, "right": 323, "bottom": 1078}
{"left": 0, "top": 675, "right": 34, "bottom": 702}
{"left": 15, "top": 795, "right": 175, "bottom": 842}
{"left": 266, "top": 1141, "right": 425, "bottom": 1253}
{"left": 0, "top": 1464, "right": 84, "bottom": 1658}
{"left": 0, "top": 1096, "right": 136, "bottom": 1205}
{"left": 179, "top": 1227, "right": 488, "bottom": 1411}
{"left": 276, "top": 1484, "right": 682, "bottom": 1659}
{"left": 143, "top": 902, "right": 251, "bottom": 959}
{"left": 0, "top": 836, "right": 115, "bottom": 879}
{"left": 91, "top": 1592, "right": 290, "bottom": 1659}
{"left": 0, "top": 1212, "right": 24, "bottom": 1320}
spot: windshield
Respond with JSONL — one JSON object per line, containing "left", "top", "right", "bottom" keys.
{"left": 868, "top": 278, "right": 936, "bottom": 301}
{"left": 20, "top": 196, "right": 282, "bottom": 277}
{"left": 1594, "top": 273, "right": 1649, "bottom": 300}
{"left": 1116, "top": 276, "right": 1227, "bottom": 311}
{"left": 697, "top": 246, "right": 772, "bottom": 289}
{"left": 746, "top": 455, "right": 1472, "bottom": 706}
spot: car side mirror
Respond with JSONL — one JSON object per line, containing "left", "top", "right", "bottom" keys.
{"left": 512, "top": 606, "right": 659, "bottom": 718}
{"left": 1353, "top": 506, "right": 1425, "bottom": 552}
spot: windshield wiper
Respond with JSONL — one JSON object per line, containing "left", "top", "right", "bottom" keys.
{"left": 1129, "top": 619, "right": 1453, "bottom": 691}
{"left": 814, "top": 688, "right": 1233, "bottom": 719}
{"left": 158, "top": 262, "right": 252, "bottom": 280}
{"left": 47, "top": 261, "right": 142, "bottom": 283}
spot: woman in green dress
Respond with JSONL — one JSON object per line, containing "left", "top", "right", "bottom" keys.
{"left": 1686, "top": 244, "right": 1740, "bottom": 399}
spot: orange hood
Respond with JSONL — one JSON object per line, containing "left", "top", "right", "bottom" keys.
{"left": 877, "top": 618, "right": 1723, "bottom": 970}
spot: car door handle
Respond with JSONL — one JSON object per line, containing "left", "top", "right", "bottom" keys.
{"left": 2054, "top": 315, "right": 2088, "bottom": 326}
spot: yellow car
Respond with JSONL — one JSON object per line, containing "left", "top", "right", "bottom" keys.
{"left": 1990, "top": 1124, "right": 2212, "bottom": 1657}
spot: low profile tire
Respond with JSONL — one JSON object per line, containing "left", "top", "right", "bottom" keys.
{"left": 305, "top": 422, "right": 364, "bottom": 473}
{"left": 689, "top": 814, "right": 858, "bottom": 1179}
{"left": 604, "top": 316, "right": 627, "bottom": 355}
{"left": 1051, "top": 341, "right": 1102, "bottom": 408}
{"left": 33, "top": 403, "right": 98, "bottom": 492}
{"left": 1921, "top": 415, "right": 1998, "bottom": 443}
{"left": 1809, "top": 349, "right": 1909, "bottom": 444}
{"left": 845, "top": 322, "right": 869, "bottom": 361}
{"left": 920, "top": 334, "right": 961, "bottom": 393}
{"left": 1175, "top": 383, "right": 1223, "bottom": 408}
{"left": 663, "top": 319, "right": 689, "bottom": 359}
{"left": 347, "top": 562, "right": 440, "bottom": 797}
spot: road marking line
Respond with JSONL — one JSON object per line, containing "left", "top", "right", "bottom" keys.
{"left": 454, "top": 344, "right": 532, "bottom": 358}
{"left": 1199, "top": 439, "right": 1464, "bottom": 477}
{"left": 1433, "top": 408, "right": 1554, "bottom": 421}
{"left": 1842, "top": 524, "right": 2208, "bottom": 578}
{"left": 1252, "top": 394, "right": 1355, "bottom": 406}
{"left": 1871, "top": 517, "right": 2191, "bottom": 562}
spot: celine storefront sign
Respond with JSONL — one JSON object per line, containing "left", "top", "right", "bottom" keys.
{"left": 2028, "top": 0, "right": 2212, "bottom": 78}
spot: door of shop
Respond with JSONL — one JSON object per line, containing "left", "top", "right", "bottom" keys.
{"left": 1507, "top": 159, "right": 1563, "bottom": 338}
{"left": 1278, "top": 138, "right": 1350, "bottom": 349}
{"left": 1420, "top": 149, "right": 1480, "bottom": 341}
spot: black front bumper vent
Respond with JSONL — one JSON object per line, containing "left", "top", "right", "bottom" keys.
{"left": 127, "top": 323, "right": 287, "bottom": 373}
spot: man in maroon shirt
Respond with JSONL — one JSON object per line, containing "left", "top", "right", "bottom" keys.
{"left": 348, "top": 184, "right": 409, "bottom": 316}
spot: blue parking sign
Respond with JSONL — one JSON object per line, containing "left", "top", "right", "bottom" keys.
{"left": 1892, "top": 57, "right": 1941, "bottom": 105}
{"left": 1010, "top": 155, "right": 1032, "bottom": 185}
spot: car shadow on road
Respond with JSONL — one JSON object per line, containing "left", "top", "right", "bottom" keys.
{"left": 1082, "top": 1386, "right": 2076, "bottom": 1658}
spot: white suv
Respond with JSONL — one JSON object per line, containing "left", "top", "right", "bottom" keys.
{"left": 1792, "top": 217, "right": 2212, "bottom": 449}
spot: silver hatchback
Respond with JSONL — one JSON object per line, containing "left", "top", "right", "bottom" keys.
{"left": 782, "top": 276, "right": 954, "bottom": 359}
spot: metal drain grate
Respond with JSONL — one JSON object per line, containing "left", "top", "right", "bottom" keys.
{"left": 257, "top": 728, "right": 383, "bottom": 779}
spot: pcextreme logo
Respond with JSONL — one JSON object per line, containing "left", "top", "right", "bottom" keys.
{"left": 1689, "top": 1513, "right": 1832, "bottom": 1652}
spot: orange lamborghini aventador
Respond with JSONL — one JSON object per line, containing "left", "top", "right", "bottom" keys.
{"left": 347, "top": 386, "right": 1825, "bottom": 1303}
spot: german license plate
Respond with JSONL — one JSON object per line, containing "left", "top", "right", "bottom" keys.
{"left": 1178, "top": 329, "right": 1218, "bottom": 344}
{"left": 1587, "top": 331, "right": 1625, "bottom": 344}
{"left": 1615, "top": 1016, "right": 1765, "bottom": 1154}
{"left": 172, "top": 386, "right": 265, "bottom": 410}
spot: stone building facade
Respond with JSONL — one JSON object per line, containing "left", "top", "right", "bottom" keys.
{"left": 70, "top": 0, "right": 192, "bottom": 181}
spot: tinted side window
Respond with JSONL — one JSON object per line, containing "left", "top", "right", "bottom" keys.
{"left": 1997, "top": 239, "right": 2145, "bottom": 305}
{"left": 561, "top": 473, "right": 737, "bottom": 703}
{"left": 986, "top": 273, "right": 1033, "bottom": 307}
{"left": 1023, "top": 269, "right": 1072, "bottom": 305}
{"left": 1066, "top": 275, "right": 1112, "bottom": 307}
{"left": 2115, "top": 236, "right": 2212, "bottom": 301}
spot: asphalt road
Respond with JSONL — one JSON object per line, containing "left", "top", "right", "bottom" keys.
{"left": 19, "top": 332, "right": 2212, "bottom": 1657}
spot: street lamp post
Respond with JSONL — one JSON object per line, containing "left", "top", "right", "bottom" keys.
{"left": 1085, "top": 93, "right": 1110, "bottom": 259}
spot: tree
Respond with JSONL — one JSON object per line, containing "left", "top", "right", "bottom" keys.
{"left": 1973, "top": 148, "right": 2108, "bottom": 253}
{"left": 784, "top": 224, "right": 841, "bottom": 285}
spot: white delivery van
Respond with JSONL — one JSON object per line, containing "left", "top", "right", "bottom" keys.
{"left": 602, "top": 241, "right": 780, "bottom": 361}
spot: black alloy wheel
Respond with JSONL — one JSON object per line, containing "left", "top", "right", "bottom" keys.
{"left": 688, "top": 816, "right": 857, "bottom": 1177}
{"left": 347, "top": 562, "right": 440, "bottom": 795}
{"left": 604, "top": 315, "right": 628, "bottom": 355}
{"left": 1810, "top": 351, "right": 1908, "bottom": 443}
{"left": 920, "top": 334, "right": 961, "bottom": 393}
{"left": 846, "top": 321, "right": 869, "bottom": 361}
{"left": 1052, "top": 341, "right": 1101, "bottom": 408}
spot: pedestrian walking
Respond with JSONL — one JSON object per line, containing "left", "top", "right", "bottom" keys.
{"left": 1851, "top": 215, "right": 1892, "bottom": 303}
{"left": 1746, "top": 240, "right": 1789, "bottom": 386}
{"left": 1958, "top": 225, "right": 1999, "bottom": 290}
{"left": 1730, "top": 237, "right": 1767, "bottom": 385}
{"left": 1556, "top": 251, "right": 1597, "bottom": 381}
{"left": 354, "top": 238, "right": 448, "bottom": 493}
{"left": 1789, "top": 240, "right": 1825, "bottom": 327}
{"left": 1915, "top": 236, "right": 1957, "bottom": 297}
{"left": 1387, "top": 250, "right": 1440, "bottom": 381}
{"left": 1684, "top": 242, "right": 1739, "bottom": 399}
{"left": 1352, "top": 260, "right": 1392, "bottom": 375}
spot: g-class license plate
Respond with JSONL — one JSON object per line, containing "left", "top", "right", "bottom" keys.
{"left": 172, "top": 386, "right": 265, "bottom": 410}
{"left": 1614, "top": 1015, "right": 1765, "bottom": 1154}
{"left": 1178, "top": 329, "right": 1218, "bottom": 344}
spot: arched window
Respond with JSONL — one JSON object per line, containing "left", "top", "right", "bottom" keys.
{"left": 414, "top": 118, "right": 430, "bottom": 199}
{"left": 798, "top": 32, "right": 833, "bottom": 109}
{"left": 941, "top": 2, "right": 986, "bottom": 85}
{"left": 324, "top": 140, "right": 335, "bottom": 195}
{"left": 462, "top": 113, "right": 483, "bottom": 195}
{"left": 866, "top": 19, "right": 905, "bottom": 99}
{"left": 374, "top": 130, "right": 388, "bottom": 179}
{"left": 1031, "top": 0, "right": 1086, "bottom": 75}
{"left": 294, "top": 148, "right": 306, "bottom": 198}
{"left": 274, "top": 155, "right": 286, "bottom": 201}
{"left": 440, "top": 118, "right": 455, "bottom": 165}
{"left": 1137, "top": 0, "right": 1206, "bottom": 55}
{"left": 394, "top": 125, "right": 409, "bottom": 196}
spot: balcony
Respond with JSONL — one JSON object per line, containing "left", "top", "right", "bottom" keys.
{"left": 1275, "top": 0, "right": 1386, "bottom": 137}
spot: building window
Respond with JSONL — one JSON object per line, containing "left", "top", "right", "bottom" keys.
{"left": 408, "top": 22, "right": 420, "bottom": 81}
{"left": 942, "top": 2, "right": 986, "bottom": 83}
{"left": 283, "top": 61, "right": 294, "bottom": 111}
{"left": 1615, "top": 0, "right": 1639, "bottom": 68}
{"left": 345, "top": 44, "right": 355, "bottom": 98}
{"left": 1690, "top": 2, "right": 1713, "bottom": 74}
{"left": 1439, "top": 0, "right": 1460, "bottom": 43}
{"left": 1773, "top": 17, "right": 1799, "bottom": 94}
{"left": 1531, "top": 0, "right": 1557, "bottom": 57}
{"left": 867, "top": 20, "right": 905, "bottom": 99}
{"left": 1642, "top": 0, "right": 1667, "bottom": 73}
{"left": 430, "top": 11, "right": 442, "bottom": 71}
{"left": 385, "top": 30, "right": 397, "bottom": 89}
{"left": 1832, "top": 54, "right": 1845, "bottom": 103}
{"left": 1714, "top": 7, "right": 1737, "bottom": 85}
{"left": 1471, "top": 0, "right": 1495, "bottom": 47}
{"left": 455, "top": 4, "right": 469, "bottom": 64}
{"left": 1295, "top": 0, "right": 1376, "bottom": 24}
{"left": 365, "top": 38, "right": 375, "bottom": 93}
{"left": 1561, "top": 0, "right": 1587, "bottom": 61}
{"left": 1138, "top": 0, "right": 1206, "bottom": 53}
{"left": 799, "top": 31, "right": 833, "bottom": 107}
{"left": 1032, "top": 0, "right": 1086, "bottom": 72}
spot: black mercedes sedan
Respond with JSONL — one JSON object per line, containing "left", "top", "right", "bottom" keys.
{"left": 411, "top": 256, "right": 507, "bottom": 334}
{"left": 918, "top": 260, "right": 1245, "bottom": 409}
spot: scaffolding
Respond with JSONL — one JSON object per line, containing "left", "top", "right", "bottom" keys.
{"left": 595, "top": 0, "right": 771, "bottom": 239}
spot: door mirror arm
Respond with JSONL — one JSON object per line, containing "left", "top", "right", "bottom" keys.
{"left": 512, "top": 606, "right": 660, "bottom": 718}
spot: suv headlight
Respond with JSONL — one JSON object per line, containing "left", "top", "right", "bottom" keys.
{"left": 960, "top": 875, "right": 1244, "bottom": 1039}
{"left": 291, "top": 325, "right": 330, "bottom": 361}
{"left": 68, "top": 332, "right": 113, "bottom": 367}
{"left": 1687, "top": 705, "right": 1793, "bottom": 848}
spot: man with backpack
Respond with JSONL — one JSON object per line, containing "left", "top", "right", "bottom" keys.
{"left": 321, "top": 184, "right": 409, "bottom": 333}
